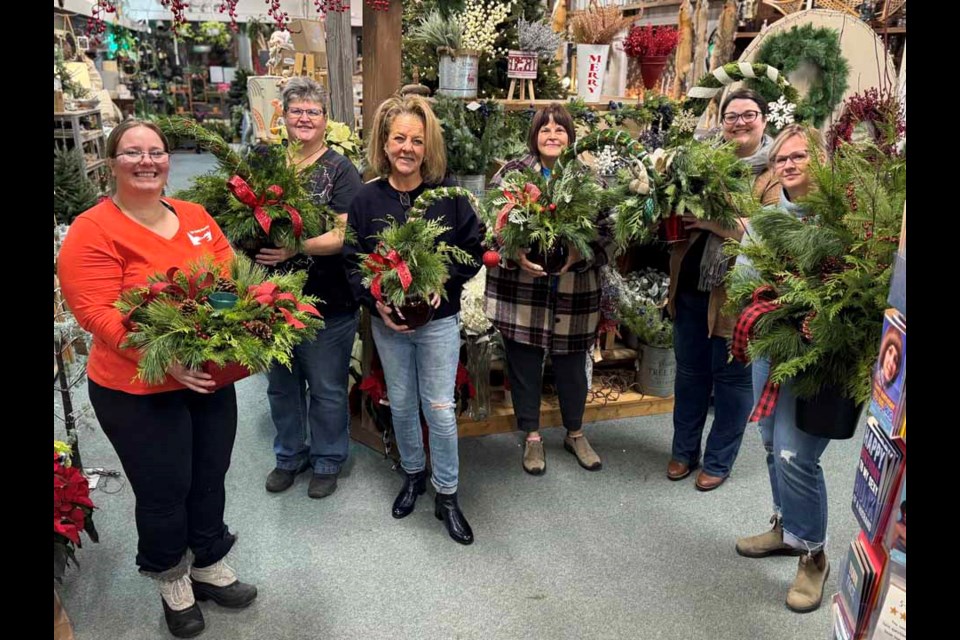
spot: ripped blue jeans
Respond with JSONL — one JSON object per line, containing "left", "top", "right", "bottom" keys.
{"left": 753, "top": 357, "right": 831, "bottom": 553}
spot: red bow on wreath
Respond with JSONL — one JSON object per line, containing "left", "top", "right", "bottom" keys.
{"left": 495, "top": 182, "right": 542, "bottom": 233}
{"left": 248, "top": 282, "right": 321, "bottom": 329}
{"left": 227, "top": 175, "right": 303, "bottom": 238}
{"left": 732, "top": 285, "right": 782, "bottom": 422}
{"left": 122, "top": 267, "right": 215, "bottom": 330}
{"left": 364, "top": 244, "right": 413, "bottom": 302}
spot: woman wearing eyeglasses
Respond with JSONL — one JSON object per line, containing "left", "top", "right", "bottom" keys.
{"left": 735, "top": 124, "right": 834, "bottom": 613}
{"left": 58, "top": 120, "right": 256, "bottom": 638}
{"left": 665, "top": 89, "right": 781, "bottom": 492}
{"left": 256, "top": 77, "right": 363, "bottom": 501}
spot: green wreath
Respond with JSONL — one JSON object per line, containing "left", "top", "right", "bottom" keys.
{"left": 750, "top": 24, "right": 849, "bottom": 128}
{"left": 681, "top": 61, "right": 800, "bottom": 118}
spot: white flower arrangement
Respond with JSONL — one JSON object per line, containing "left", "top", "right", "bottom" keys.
{"left": 458, "top": 0, "right": 517, "bottom": 57}
{"left": 460, "top": 266, "right": 493, "bottom": 335}
{"left": 768, "top": 95, "right": 797, "bottom": 129}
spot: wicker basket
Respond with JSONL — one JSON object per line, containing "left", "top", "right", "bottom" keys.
{"left": 813, "top": 0, "right": 907, "bottom": 21}
{"left": 763, "top": 0, "right": 806, "bottom": 16}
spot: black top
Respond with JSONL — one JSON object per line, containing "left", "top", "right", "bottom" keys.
{"left": 301, "top": 149, "right": 363, "bottom": 315}
{"left": 343, "top": 176, "right": 484, "bottom": 322}
{"left": 677, "top": 232, "right": 710, "bottom": 294}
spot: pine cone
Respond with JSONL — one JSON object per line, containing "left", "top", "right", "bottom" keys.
{"left": 244, "top": 320, "right": 273, "bottom": 341}
{"left": 801, "top": 311, "right": 816, "bottom": 343}
{"left": 179, "top": 298, "right": 199, "bottom": 315}
{"left": 216, "top": 277, "right": 238, "bottom": 295}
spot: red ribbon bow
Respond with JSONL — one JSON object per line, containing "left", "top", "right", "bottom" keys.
{"left": 122, "top": 267, "right": 215, "bottom": 330}
{"left": 248, "top": 281, "right": 321, "bottom": 329}
{"left": 495, "top": 182, "right": 542, "bottom": 233}
{"left": 363, "top": 246, "right": 413, "bottom": 302}
{"left": 732, "top": 285, "right": 783, "bottom": 422}
{"left": 227, "top": 175, "right": 304, "bottom": 239}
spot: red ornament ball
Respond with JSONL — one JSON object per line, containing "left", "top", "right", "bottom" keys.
{"left": 482, "top": 250, "right": 501, "bottom": 268}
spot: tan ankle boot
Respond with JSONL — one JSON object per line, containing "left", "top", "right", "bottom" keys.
{"left": 563, "top": 433, "right": 602, "bottom": 471}
{"left": 736, "top": 515, "right": 804, "bottom": 558}
{"left": 786, "top": 550, "right": 830, "bottom": 613}
{"left": 522, "top": 437, "right": 546, "bottom": 475}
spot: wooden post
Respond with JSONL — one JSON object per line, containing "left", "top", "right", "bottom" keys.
{"left": 362, "top": 0, "right": 403, "bottom": 142}
{"left": 326, "top": 8, "right": 355, "bottom": 128}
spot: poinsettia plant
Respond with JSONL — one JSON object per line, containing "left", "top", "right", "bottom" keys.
{"left": 161, "top": 117, "right": 346, "bottom": 259}
{"left": 54, "top": 441, "right": 98, "bottom": 583}
{"left": 116, "top": 254, "right": 324, "bottom": 385}
{"left": 359, "top": 187, "right": 479, "bottom": 309}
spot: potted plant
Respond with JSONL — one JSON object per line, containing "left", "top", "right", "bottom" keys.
{"left": 622, "top": 301, "right": 675, "bottom": 397}
{"left": 508, "top": 16, "right": 566, "bottom": 88}
{"left": 54, "top": 441, "right": 98, "bottom": 585}
{"left": 647, "top": 138, "right": 754, "bottom": 244}
{"left": 410, "top": 1, "right": 516, "bottom": 98}
{"left": 623, "top": 24, "right": 680, "bottom": 91}
{"left": 359, "top": 187, "right": 479, "bottom": 329}
{"left": 116, "top": 254, "right": 324, "bottom": 388}
{"left": 570, "top": 0, "right": 638, "bottom": 100}
{"left": 432, "top": 96, "right": 504, "bottom": 199}
{"left": 160, "top": 117, "right": 346, "bottom": 260}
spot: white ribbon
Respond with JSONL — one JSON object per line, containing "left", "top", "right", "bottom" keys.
{"left": 738, "top": 63, "right": 757, "bottom": 79}
{"left": 713, "top": 66, "right": 735, "bottom": 85}
{"left": 687, "top": 86, "right": 722, "bottom": 99}
{"left": 766, "top": 66, "right": 781, "bottom": 84}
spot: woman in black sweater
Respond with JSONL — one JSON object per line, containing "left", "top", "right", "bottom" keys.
{"left": 343, "top": 95, "right": 483, "bottom": 545}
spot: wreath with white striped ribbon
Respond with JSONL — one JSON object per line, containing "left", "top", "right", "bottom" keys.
{"left": 681, "top": 62, "right": 802, "bottom": 128}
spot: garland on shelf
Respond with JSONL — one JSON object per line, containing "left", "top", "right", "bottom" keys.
{"left": 359, "top": 187, "right": 479, "bottom": 308}
{"left": 116, "top": 254, "right": 323, "bottom": 385}
{"left": 750, "top": 24, "right": 850, "bottom": 127}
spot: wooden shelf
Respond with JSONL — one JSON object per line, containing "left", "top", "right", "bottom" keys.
{"left": 85, "top": 158, "right": 107, "bottom": 172}
{"left": 570, "top": 0, "right": 682, "bottom": 17}
{"left": 53, "top": 108, "right": 101, "bottom": 118}
{"left": 456, "top": 387, "right": 674, "bottom": 438}
{"left": 54, "top": 129, "right": 103, "bottom": 142}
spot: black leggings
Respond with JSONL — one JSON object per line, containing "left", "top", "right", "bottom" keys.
{"left": 88, "top": 379, "right": 238, "bottom": 573}
{"left": 502, "top": 338, "right": 588, "bottom": 434}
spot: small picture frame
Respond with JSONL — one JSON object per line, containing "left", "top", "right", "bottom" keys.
{"left": 76, "top": 35, "right": 91, "bottom": 52}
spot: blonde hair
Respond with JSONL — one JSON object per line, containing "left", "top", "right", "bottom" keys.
{"left": 367, "top": 94, "right": 446, "bottom": 184}
{"left": 768, "top": 123, "right": 827, "bottom": 168}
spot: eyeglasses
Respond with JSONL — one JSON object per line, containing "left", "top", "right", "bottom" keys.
{"left": 115, "top": 150, "right": 170, "bottom": 162}
{"left": 773, "top": 151, "right": 810, "bottom": 167}
{"left": 722, "top": 110, "right": 762, "bottom": 125}
{"left": 287, "top": 107, "right": 324, "bottom": 119}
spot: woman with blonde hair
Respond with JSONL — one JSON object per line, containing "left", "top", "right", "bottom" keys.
{"left": 735, "top": 123, "right": 836, "bottom": 613}
{"left": 343, "top": 95, "right": 483, "bottom": 545}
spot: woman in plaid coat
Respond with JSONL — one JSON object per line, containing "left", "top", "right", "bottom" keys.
{"left": 484, "top": 104, "right": 616, "bottom": 475}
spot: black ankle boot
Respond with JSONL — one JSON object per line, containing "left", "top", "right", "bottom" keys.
{"left": 434, "top": 491, "right": 474, "bottom": 545}
{"left": 392, "top": 470, "right": 427, "bottom": 519}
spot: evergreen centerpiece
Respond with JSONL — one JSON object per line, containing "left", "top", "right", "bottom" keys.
{"left": 727, "top": 142, "right": 905, "bottom": 404}
{"left": 116, "top": 254, "right": 323, "bottom": 387}
{"left": 647, "top": 138, "right": 755, "bottom": 243}
{"left": 359, "top": 187, "right": 479, "bottom": 329}
{"left": 160, "top": 117, "right": 344, "bottom": 260}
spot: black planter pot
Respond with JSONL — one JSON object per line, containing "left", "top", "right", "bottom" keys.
{"left": 795, "top": 385, "right": 865, "bottom": 440}
{"left": 388, "top": 298, "right": 435, "bottom": 330}
{"left": 527, "top": 241, "right": 568, "bottom": 274}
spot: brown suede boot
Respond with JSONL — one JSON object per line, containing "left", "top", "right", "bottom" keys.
{"left": 563, "top": 432, "right": 602, "bottom": 471}
{"left": 522, "top": 435, "right": 546, "bottom": 475}
{"left": 736, "top": 515, "right": 804, "bottom": 558}
{"left": 786, "top": 550, "right": 830, "bottom": 613}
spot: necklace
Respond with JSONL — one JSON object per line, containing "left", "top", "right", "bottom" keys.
{"left": 397, "top": 191, "right": 411, "bottom": 209}
{"left": 292, "top": 145, "right": 327, "bottom": 168}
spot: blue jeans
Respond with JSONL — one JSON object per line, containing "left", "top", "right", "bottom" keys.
{"left": 753, "top": 357, "right": 831, "bottom": 552}
{"left": 671, "top": 291, "right": 754, "bottom": 477}
{"left": 267, "top": 311, "right": 358, "bottom": 475}
{"left": 371, "top": 314, "right": 461, "bottom": 495}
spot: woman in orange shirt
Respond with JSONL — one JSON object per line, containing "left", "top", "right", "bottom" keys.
{"left": 58, "top": 120, "right": 256, "bottom": 638}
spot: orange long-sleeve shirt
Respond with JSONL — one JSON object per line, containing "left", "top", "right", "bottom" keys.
{"left": 58, "top": 198, "right": 234, "bottom": 395}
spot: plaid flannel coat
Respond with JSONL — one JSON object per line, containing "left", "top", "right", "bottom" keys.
{"left": 484, "top": 155, "right": 616, "bottom": 354}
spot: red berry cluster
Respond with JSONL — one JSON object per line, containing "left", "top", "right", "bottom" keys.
{"left": 87, "top": 0, "right": 117, "bottom": 46}
{"left": 266, "top": 0, "right": 291, "bottom": 31}
{"left": 194, "top": 323, "right": 212, "bottom": 340}
{"left": 217, "top": 1, "right": 241, "bottom": 31}
{"left": 315, "top": 0, "right": 350, "bottom": 13}
{"left": 365, "top": 0, "right": 393, "bottom": 11}
{"left": 159, "top": 0, "right": 190, "bottom": 30}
